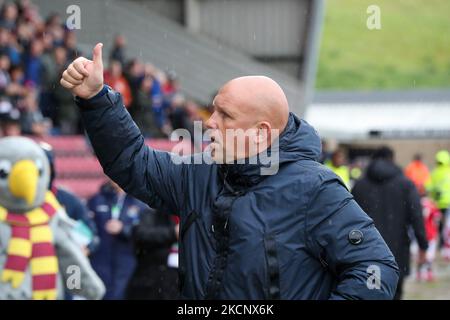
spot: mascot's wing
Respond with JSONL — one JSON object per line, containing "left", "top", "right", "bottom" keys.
{"left": 53, "top": 209, "right": 105, "bottom": 299}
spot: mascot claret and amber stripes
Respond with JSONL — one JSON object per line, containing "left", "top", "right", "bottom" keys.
{"left": 0, "top": 136, "right": 105, "bottom": 300}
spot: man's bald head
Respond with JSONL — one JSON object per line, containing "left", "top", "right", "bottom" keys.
{"left": 214, "top": 76, "right": 289, "bottom": 132}
{"left": 206, "top": 76, "right": 290, "bottom": 162}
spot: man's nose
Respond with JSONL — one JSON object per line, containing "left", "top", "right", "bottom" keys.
{"left": 205, "top": 113, "right": 217, "bottom": 129}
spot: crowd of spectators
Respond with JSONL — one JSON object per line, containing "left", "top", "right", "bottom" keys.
{"left": 0, "top": 0, "right": 209, "bottom": 139}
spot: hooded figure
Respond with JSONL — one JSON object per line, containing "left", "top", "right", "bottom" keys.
{"left": 352, "top": 146, "right": 428, "bottom": 300}
{"left": 75, "top": 86, "right": 399, "bottom": 300}
{"left": 0, "top": 136, "right": 105, "bottom": 300}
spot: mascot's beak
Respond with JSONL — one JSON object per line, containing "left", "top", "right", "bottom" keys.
{"left": 8, "top": 160, "right": 39, "bottom": 206}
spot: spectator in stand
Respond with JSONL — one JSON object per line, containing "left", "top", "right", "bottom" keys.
{"left": 124, "top": 58, "right": 144, "bottom": 118}
{"left": 0, "top": 27, "right": 20, "bottom": 66}
{"left": 23, "top": 38, "right": 44, "bottom": 87}
{"left": 42, "top": 30, "right": 54, "bottom": 54}
{"left": 168, "top": 95, "right": 204, "bottom": 148}
{"left": 104, "top": 59, "right": 132, "bottom": 108}
{"left": 162, "top": 70, "right": 179, "bottom": 98}
{"left": 16, "top": 19, "right": 34, "bottom": 51}
{"left": 40, "top": 42, "right": 60, "bottom": 121}
{"left": 19, "top": 1, "right": 42, "bottom": 24}
{"left": 110, "top": 34, "right": 126, "bottom": 66}
{"left": 168, "top": 94, "right": 191, "bottom": 132}
{"left": 52, "top": 46, "right": 80, "bottom": 134}
{"left": 5, "top": 65, "right": 26, "bottom": 106}
{"left": 0, "top": 1, "right": 198, "bottom": 138}
{"left": 144, "top": 66, "right": 168, "bottom": 133}
{"left": 134, "top": 75, "right": 162, "bottom": 138}
{"left": 185, "top": 100, "right": 201, "bottom": 122}
{"left": 64, "top": 31, "right": 81, "bottom": 61}
{"left": 0, "top": 107, "right": 20, "bottom": 136}
{"left": 45, "top": 13, "right": 65, "bottom": 46}
{"left": 18, "top": 87, "right": 50, "bottom": 136}
{"left": 0, "top": 53, "right": 11, "bottom": 94}
{"left": 0, "top": 2, "right": 19, "bottom": 30}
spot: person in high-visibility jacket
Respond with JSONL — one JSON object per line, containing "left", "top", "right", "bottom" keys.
{"left": 426, "top": 150, "right": 450, "bottom": 251}
{"left": 326, "top": 149, "right": 351, "bottom": 189}
{"left": 426, "top": 150, "right": 450, "bottom": 211}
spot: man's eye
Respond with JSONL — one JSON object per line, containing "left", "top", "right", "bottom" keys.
{"left": 220, "top": 111, "right": 229, "bottom": 118}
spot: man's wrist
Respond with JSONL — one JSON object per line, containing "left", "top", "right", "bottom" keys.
{"left": 75, "top": 85, "right": 115, "bottom": 109}
{"left": 84, "top": 85, "right": 108, "bottom": 100}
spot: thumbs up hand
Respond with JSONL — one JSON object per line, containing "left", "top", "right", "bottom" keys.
{"left": 60, "top": 43, "right": 104, "bottom": 99}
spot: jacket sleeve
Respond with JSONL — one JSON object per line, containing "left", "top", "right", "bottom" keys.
{"left": 305, "top": 172, "right": 399, "bottom": 300}
{"left": 406, "top": 180, "right": 429, "bottom": 251}
{"left": 76, "top": 87, "right": 187, "bottom": 214}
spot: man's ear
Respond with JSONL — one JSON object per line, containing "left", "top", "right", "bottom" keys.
{"left": 253, "top": 122, "right": 271, "bottom": 145}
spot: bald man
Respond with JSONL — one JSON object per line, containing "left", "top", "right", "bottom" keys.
{"left": 61, "top": 44, "right": 399, "bottom": 300}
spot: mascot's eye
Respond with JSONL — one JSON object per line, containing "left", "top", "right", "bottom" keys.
{"left": 0, "top": 160, "right": 11, "bottom": 179}
{"left": 35, "top": 159, "right": 44, "bottom": 177}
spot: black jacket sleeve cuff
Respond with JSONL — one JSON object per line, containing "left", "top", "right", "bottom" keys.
{"left": 74, "top": 85, "right": 116, "bottom": 110}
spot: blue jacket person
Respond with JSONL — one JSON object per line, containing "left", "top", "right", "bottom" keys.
{"left": 60, "top": 43, "right": 399, "bottom": 299}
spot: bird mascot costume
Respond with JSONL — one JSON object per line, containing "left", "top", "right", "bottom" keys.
{"left": 0, "top": 136, "right": 105, "bottom": 300}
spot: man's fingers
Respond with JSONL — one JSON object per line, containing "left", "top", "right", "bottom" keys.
{"left": 60, "top": 78, "right": 76, "bottom": 89}
{"left": 67, "top": 64, "right": 85, "bottom": 81}
{"left": 72, "top": 60, "right": 90, "bottom": 77}
{"left": 92, "top": 43, "right": 103, "bottom": 70}
{"left": 62, "top": 70, "right": 83, "bottom": 85}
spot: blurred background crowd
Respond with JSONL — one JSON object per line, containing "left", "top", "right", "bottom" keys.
{"left": 0, "top": 0, "right": 210, "bottom": 139}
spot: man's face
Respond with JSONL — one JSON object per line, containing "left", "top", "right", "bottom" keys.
{"left": 332, "top": 152, "right": 346, "bottom": 167}
{"left": 205, "top": 93, "right": 265, "bottom": 163}
{"left": 1, "top": 122, "right": 21, "bottom": 137}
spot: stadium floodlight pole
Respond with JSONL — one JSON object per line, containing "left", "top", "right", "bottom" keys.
{"left": 301, "top": 0, "right": 325, "bottom": 107}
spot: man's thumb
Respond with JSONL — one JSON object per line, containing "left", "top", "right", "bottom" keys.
{"left": 93, "top": 43, "right": 103, "bottom": 69}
